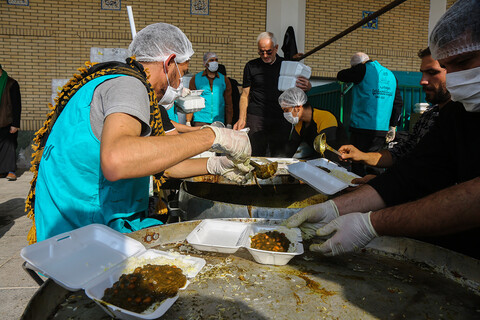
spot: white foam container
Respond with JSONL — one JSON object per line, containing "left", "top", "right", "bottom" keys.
{"left": 287, "top": 158, "right": 360, "bottom": 195}
{"left": 279, "top": 61, "right": 312, "bottom": 78}
{"left": 20, "top": 224, "right": 206, "bottom": 320}
{"left": 278, "top": 75, "right": 298, "bottom": 91}
{"left": 176, "top": 95, "right": 205, "bottom": 113}
{"left": 186, "top": 220, "right": 303, "bottom": 265}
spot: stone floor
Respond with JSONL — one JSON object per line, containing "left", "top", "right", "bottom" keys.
{"left": 0, "top": 169, "right": 41, "bottom": 320}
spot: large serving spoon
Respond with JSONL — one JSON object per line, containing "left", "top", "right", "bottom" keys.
{"left": 313, "top": 133, "right": 342, "bottom": 157}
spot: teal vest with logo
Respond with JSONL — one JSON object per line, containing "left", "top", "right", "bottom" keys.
{"left": 35, "top": 75, "right": 162, "bottom": 241}
{"left": 194, "top": 72, "right": 226, "bottom": 123}
{"left": 351, "top": 61, "right": 396, "bottom": 131}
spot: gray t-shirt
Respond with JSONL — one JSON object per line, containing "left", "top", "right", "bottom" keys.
{"left": 90, "top": 76, "right": 152, "bottom": 140}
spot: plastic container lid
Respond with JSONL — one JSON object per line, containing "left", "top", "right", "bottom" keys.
{"left": 278, "top": 75, "right": 298, "bottom": 91}
{"left": 287, "top": 158, "right": 360, "bottom": 195}
{"left": 176, "top": 95, "right": 205, "bottom": 113}
{"left": 186, "top": 220, "right": 303, "bottom": 265}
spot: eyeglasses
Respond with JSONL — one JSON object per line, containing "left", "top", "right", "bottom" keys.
{"left": 258, "top": 49, "right": 274, "bottom": 55}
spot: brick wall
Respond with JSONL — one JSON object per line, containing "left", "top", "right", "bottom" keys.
{"left": 1, "top": 0, "right": 454, "bottom": 131}
{"left": 303, "top": 0, "right": 432, "bottom": 78}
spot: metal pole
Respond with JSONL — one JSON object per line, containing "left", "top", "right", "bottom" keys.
{"left": 293, "top": 0, "right": 408, "bottom": 61}
{"left": 127, "top": 6, "right": 136, "bottom": 39}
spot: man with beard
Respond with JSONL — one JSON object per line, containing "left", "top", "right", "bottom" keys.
{"left": 338, "top": 47, "right": 451, "bottom": 184}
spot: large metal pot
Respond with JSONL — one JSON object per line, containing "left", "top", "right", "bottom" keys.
{"left": 177, "top": 179, "right": 329, "bottom": 221}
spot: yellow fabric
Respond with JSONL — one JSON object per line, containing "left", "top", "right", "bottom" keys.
{"left": 295, "top": 109, "right": 338, "bottom": 135}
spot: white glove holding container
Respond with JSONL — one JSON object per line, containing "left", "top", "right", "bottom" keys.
{"left": 311, "top": 211, "right": 379, "bottom": 256}
{"left": 203, "top": 125, "right": 251, "bottom": 167}
{"left": 385, "top": 126, "right": 396, "bottom": 143}
{"left": 206, "top": 156, "right": 252, "bottom": 184}
{"left": 284, "top": 200, "right": 339, "bottom": 235}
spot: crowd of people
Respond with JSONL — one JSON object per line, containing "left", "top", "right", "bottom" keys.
{"left": 11, "top": 0, "right": 478, "bottom": 261}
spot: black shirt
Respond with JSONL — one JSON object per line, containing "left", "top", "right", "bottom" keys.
{"left": 243, "top": 55, "right": 285, "bottom": 119}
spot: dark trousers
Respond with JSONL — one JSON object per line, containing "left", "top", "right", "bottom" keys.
{"left": 350, "top": 131, "right": 386, "bottom": 176}
{"left": 247, "top": 114, "right": 292, "bottom": 157}
{"left": 0, "top": 126, "right": 18, "bottom": 173}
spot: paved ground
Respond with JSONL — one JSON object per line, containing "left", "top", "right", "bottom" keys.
{"left": 0, "top": 169, "right": 41, "bottom": 320}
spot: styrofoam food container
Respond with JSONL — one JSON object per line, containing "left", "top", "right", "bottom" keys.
{"left": 306, "top": 158, "right": 361, "bottom": 186}
{"left": 85, "top": 250, "right": 205, "bottom": 320}
{"left": 189, "top": 89, "right": 204, "bottom": 96}
{"left": 21, "top": 224, "right": 206, "bottom": 320}
{"left": 245, "top": 225, "right": 304, "bottom": 266}
{"left": 278, "top": 75, "right": 298, "bottom": 91}
{"left": 279, "top": 61, "right": 312, "bottom": 78}
{"left": 287, "top": 158, "right": 361, "bottom": 195}
{"left": 186, "top": 220, "right": 303, "bottom": 265}
{"left": 176, "top": 95, "right": 205, "bottom": 113}
{"left": 186, "top": 220, "right": 249, "bottom": 253}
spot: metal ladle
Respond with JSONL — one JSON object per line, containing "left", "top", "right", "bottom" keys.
{"left": 314, "top": 133, "right": 342, "bottom": 157}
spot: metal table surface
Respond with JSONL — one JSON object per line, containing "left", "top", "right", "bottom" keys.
{"left": 22, "top": 219, "right": 480, "bottom": 320}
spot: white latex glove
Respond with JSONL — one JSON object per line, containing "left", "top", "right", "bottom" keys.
{"left": 203, "top": 125, "right": 251, "bottom": 166}
{"left": 283, "top": 200, "right": 339, "bottom": 239}
{"left": 207, "top": 156, "right": 252, "bottom": 184}
{"left": 226, "top": 124, "right": 233, "bottom": 129}
{"left": 385, "top": 126, "right": 396, "bottom": 143}
{"left": 311, "top": 211, "right": 379, "bottom": 256}
{"left": 181, "top": 87, "right": 191, "bottom": 97}
{"left": 186, "top": 121, "right": 192, "bottom": 127}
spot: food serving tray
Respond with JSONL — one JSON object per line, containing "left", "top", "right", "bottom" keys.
{"left": 20, "top": 224, "right": 205, "bottom": 320}
{"left": 186, "top": 219, "right": 303, "bottom": 265}
{"left": 287, "top": 158, "right": 360, "bottom": 195}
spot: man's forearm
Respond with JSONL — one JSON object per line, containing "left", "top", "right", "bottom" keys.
{"left": 371, "top": 177, "right": 480, "bottom": 237}
{"left": 334, "top": 184, "right": 386, "bottom": 215}
{"left": 238, "top": 94, "right": 248, "bottom": 121}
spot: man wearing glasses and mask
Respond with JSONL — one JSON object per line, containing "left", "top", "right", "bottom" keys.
{"left": 233, "top": 32, "right": 311, "bottom": 157}
{"left": 29, "top": 23, "right": 252, "bottom": 243}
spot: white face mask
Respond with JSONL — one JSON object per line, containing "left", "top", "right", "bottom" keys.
{"left": 207, "top": 61, "right": 219, "bottom": 72}
{"left": 445, "top": 65, "right": 480, "bottom": 112}
{"left": 283, "top": 112, "right": 299, "bottom": 125}
{"left": 158, "top": 60, "right": 184, "bottom": 105}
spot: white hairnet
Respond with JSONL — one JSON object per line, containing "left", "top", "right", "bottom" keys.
{"left": 128, "top": 23, "right": 194, "bottom": 63}
{"left": 203, "top": 52, "right": 217, "bottom": 66}
{"left": 278, "top": 87, "right": 308, "bottom": 108}
{"left": 429, "top": 0, "right": 480, "bottom": 60}
{"left": 350, "top": 52, "right": 370, "bottom": 66}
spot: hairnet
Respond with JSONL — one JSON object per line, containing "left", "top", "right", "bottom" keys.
{"left": 128, "top": 23, "right": 194, "bottom": 63}
{"left": 203, "top": 52, "right": 217, "bottom": 66}
{"left": 430, "top": 0, "right": 480, "bottom": 60}
{"left": 350, "top": 52, "right": 370, "bottom": 66}
{"left": 278, "top": 87, "right": 308, "bottom": 108}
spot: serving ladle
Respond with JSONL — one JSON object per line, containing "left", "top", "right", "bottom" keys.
{"left": 313, "top": 133, "right": 342, "bottom": 157}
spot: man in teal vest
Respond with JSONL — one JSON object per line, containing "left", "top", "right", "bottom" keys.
{"left": 31, "top": 24, "right": 252, "bottom": 243}
{"left": 337, "top": 53, "right": 403, "bottom": 176}
{"left": 187, "top": 52, "right": 233, "bottom": 127}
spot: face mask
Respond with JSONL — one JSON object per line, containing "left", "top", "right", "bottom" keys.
{"left": 162, "top": 102, "right": 174, "bottom": 110}
{"left": 445, "top": 65, "right": 480, "bottom": 112}
{"left": 207, "top": 61, "right": 219, "bottom": 72}
{"left": 283, "top": 112, "right": 299, "bottom": 125}
{"left": 158, "top": 60, "right": 184, "bottom": 105}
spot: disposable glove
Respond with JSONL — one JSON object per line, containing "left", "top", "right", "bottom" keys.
{"left": 203, "top": 125, "right": 251, "bottom": 166}
{"left": 310, "top": 211, "right": 379, "bottom": 256}
{"left": 385, "top": 126, "right": 396, "bottom": 143}
{"left": 283, "top": 200, "right": 339, "bottom": 239}
{"left": 181, "top": 87, "right": 191, "bottom": 97}
{"left": 207, "top": 156, "right": 252, "bottom": 184}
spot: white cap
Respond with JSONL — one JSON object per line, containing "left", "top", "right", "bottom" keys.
{"left": 350, "top": 52, "right": 370, "bottom": 66}
{"left": 429, "top": 0, "right": 480, "bottom": 60}
{"left": 203, "top": 52, "right": 217, "bottom": 66}
{"left": 128, "top": 23, "right": 194, "bottom": 63}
